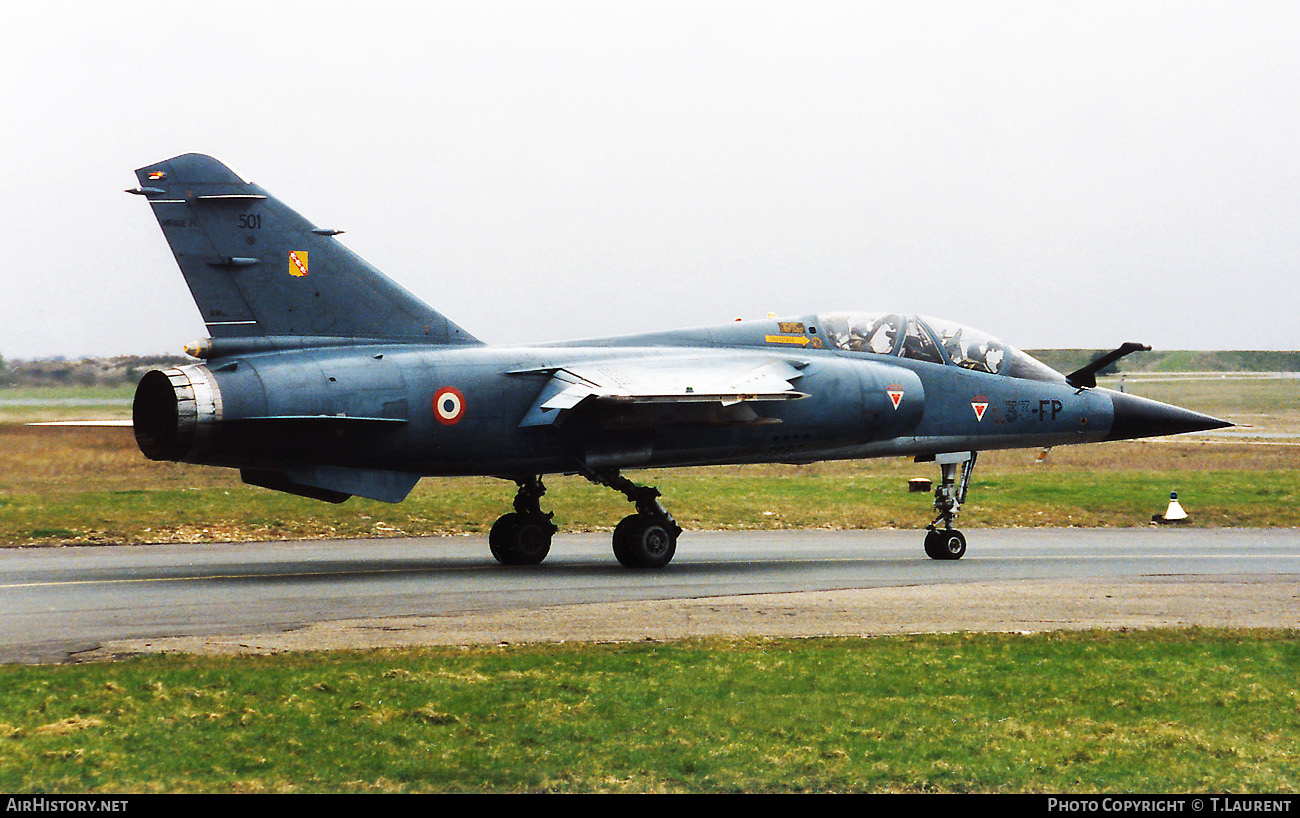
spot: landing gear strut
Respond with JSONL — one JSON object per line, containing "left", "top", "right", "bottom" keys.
{"left": 924, "top": 452, "right": 976, "bottom": 560}
{"left": 489, "top": 475, "right": 558, "bottom": 565}
{"left": 582, "top": 468, "right": 682, "bottom": 568}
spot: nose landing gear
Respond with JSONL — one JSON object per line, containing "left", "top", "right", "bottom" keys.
{"left": 924, "top": 452, "right": 976, "bottom": 560}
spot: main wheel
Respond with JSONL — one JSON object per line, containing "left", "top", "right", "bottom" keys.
{"left": 612, "top": 514, "right": 677, "bottom": 568}
{"left": 924, "top": 528, "right": 966, "bottom": 560}
{"left": 489, "top": 512, "right": 555, "bottom": 565}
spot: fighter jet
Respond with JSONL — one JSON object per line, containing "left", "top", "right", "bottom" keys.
{"left": 125, "top": 153, "right": 1231, "bottom": 568}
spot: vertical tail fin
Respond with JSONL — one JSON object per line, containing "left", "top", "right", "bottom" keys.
{"left": 130, "top": 153, "right": 480, "bottom": 345}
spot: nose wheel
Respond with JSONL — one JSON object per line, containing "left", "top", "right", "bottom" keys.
{"left": 924, "top": 528, "right": 967, "bottom": 560}
{"left": 924, "top": 452, "right": 976, "bottom": 561}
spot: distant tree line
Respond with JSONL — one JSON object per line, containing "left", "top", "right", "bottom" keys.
{"left": 0, "top": 354, "right": 188, "bottom": 388}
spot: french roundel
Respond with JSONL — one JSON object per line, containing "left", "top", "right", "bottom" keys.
{"left": 433, "top": 386, "right": 466, "bottom": 425}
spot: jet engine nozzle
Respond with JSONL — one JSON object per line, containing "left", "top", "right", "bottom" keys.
{"left": 133, "top": 365, "right": 224, "bottom": 462}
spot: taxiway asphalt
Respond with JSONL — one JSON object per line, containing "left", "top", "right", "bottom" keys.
{"left": 2, "top": 528, "right": 1297, "bottom": 663}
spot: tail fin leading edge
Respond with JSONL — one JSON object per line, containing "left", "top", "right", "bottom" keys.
{"left": 131, "top": 153, "right": 480, "bottom": 345}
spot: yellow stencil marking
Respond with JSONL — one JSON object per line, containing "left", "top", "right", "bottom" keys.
{"left": 289, "top": 251, "right": 309, "bottom": 277}
{"left": 764, "top": 334, "right": 810, "bottom": 346}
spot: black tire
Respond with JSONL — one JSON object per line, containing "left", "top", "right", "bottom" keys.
{"left": 490, "top": 512, "right": 554, "bottom": 565}
{"left": 924, "top": 529, "right": 942, "bottom": 559}
{"left": 488, "top": 512, "right": 520, "bottom": 563}
{"left": 612, "top": 514, "right": 677, "bottom": 568}
{"left": 509, "top": 516, "right": 554, "bottom": 565}
{"left": 611, "top": 514, "right": 641, "bottom": 565}
{"left": 925, "top": 529, "right": 966, "bottom": 560}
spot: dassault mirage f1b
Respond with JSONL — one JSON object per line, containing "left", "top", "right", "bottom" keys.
{"left": 126, "top": 153, "right": 1231, "bottom": 568}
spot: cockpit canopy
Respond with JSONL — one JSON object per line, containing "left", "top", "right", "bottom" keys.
{"left": 818, "top": 313, "right": 1063, "bottom": 383}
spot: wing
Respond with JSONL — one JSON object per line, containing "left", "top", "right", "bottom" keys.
{"left": 515, "top": 356, "right": 808, "bottom": 428}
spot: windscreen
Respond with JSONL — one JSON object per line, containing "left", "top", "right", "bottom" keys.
{"left": 820, "top": 313, "right": 1064, "bottom": 383}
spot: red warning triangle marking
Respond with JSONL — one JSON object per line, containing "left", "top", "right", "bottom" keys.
{"left": 887, "top": 385, "right": 904, "bottom": 409}
{"left": 972, "top": 396, "right": 988, "bottom": 421}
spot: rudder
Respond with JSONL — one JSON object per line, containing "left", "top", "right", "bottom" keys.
{"left": 130, "top": 153, "right": 480, "bottom": 345}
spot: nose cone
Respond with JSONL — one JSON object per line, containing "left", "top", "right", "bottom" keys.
{"left": 1105, "top": 390, "right": 1233, "bottom": 441}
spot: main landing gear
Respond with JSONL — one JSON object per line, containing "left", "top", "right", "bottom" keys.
{"left": 583, "top": 468, "right": 682, "bottom": 569}
{"left": 489, "top": 475, "right": 558, "bottom": 565}
{"left": 924, "top": 452, "right": 977, "bottom": 561}
{"left": 488, "top": 470, "right": 682, "bottom": 568}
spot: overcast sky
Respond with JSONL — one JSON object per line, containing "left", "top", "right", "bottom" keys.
{"left": 1, "top": 1, "right": 1296, "bottom": 360}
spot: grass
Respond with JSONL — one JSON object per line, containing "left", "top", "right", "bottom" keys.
{"left": 2, "top": 425, "right": 1299, "bottom": 545}
{"left": 1030, "top": 349, "right": 1300, "bottom": 375}
{"left": 0, "top": 384, "right": 133, "bottom": 424}
{"left": 1112, "top": 376, "right": 1300, "bottom": 427}
{"left": 0, "top": 385, "right": 136, "bottom": 401}
{"left": 0, "top": 630, "right": 1296, "bottom": 793}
